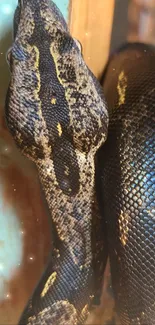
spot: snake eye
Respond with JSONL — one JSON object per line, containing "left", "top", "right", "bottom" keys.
{"left": 6, "top": 43, "right": 28, "bottom": 69}
{"left": 12, "top": 42, "right": 28, "bottom": 61}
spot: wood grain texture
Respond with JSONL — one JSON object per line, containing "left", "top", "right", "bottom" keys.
{"left": 69, "top": 0, "right": 115, "bottom": 78}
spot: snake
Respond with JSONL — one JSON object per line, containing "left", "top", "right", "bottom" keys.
{"left": 4, "top": 0, "right": 155, "bottom": 324}
{"left": 98, "top": 42, "right": 155, "bottom": 324}
{"left": 5, "top": 0, "right": 109, "bottom": 324}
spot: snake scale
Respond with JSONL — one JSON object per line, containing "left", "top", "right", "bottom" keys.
{"left": 5, "top": 0, "right": 108, "bottom": 324}
{"left": 98, "top": 43, "right": 155, "bottom": 325}
{"left": 4, "top": 0, "right": 155, "bottom": 324}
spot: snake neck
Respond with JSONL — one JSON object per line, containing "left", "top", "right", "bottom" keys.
{"left": 28, "top": 152, "right": 96, "bottom": 321}
{"left": 36, "top": 151, "right": 96, "bottom": 268}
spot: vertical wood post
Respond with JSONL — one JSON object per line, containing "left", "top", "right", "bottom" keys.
{"left": 69, "top": 0, "right": 115, "bottom": 78}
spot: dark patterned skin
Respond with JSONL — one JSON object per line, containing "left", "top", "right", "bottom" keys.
{"left": 98, "top": 43, "right": 155, "bottom": 325}
{"left": 5, "top": 0, "right": 109, "bottom": 324}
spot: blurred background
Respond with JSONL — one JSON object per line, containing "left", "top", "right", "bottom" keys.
{"left": 0, "top": 0, "right": 154, "bottom": 323}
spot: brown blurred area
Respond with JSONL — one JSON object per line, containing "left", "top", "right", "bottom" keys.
{"left": 128, "top": 0, "right": 155, "bottom": 44}
{"left": 0, "top": 0, "right": 155, "bottom": 324}
{"left": 0, "top": 117, "right": 51, "bottom": 324}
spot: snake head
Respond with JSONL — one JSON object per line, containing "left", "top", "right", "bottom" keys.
{"left": 5, "top": 0, "right": 108, "bottom": 164}
{"left": 14, "top": 0, "right": 68, "bottom": 38}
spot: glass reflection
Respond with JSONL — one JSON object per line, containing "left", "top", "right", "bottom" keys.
{"left": 0, "top": 118, "right": 51, "bottom": 324}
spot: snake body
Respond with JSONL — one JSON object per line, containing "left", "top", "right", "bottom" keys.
{"left": 5, "top": 0, "right": 155, "bottom": 323}
{"left": 98, "top": 43, "right": 155, "bottom": 324}
{"left": 5, "top": 0, "right": 108, "bottom": 324}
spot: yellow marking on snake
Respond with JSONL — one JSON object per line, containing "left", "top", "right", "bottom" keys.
{"left": 50, "top": 46, "right": 64, "bottom": 85}
{"left": 117, "top": 71, "right": 127, "bottom": 106}
{"left": 57, "top": 122, "right": 62, "bottom": 137}
{"left": 31, "top": 45, "right": 51, "bottom": 158}
{"left": 119, "top": 211, "right": 129, "bottom": 246}
{"left": 64, "top": 165, "right": 70, "bottom": 176}
{"left": 51, "top": 97, "right": 57, "bottom": 104}
{"left": 81, "top": 304, "right": 89, "bottom": 319}
{"left": 41, "top": 272, "right": 57, "bottom": 298}
{"left": 27, "top": 301, "right": 78, "bottom": 324}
